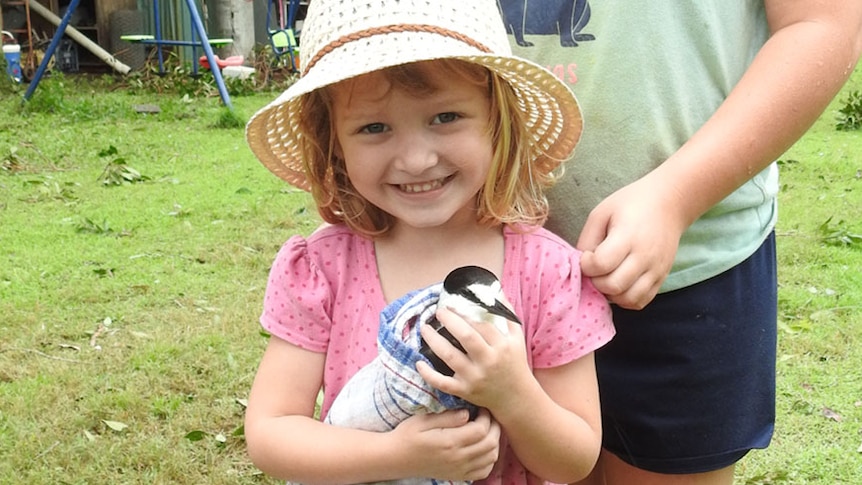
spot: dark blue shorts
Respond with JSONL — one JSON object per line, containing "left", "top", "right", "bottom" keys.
{"left": 597, "top": 232, "right": 777, "bottom": 474}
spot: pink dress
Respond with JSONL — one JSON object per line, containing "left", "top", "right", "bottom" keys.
{"left": 261, "top": 223, "right": 615, "bottom": 485}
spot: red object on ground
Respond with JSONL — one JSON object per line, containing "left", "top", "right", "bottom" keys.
{"left": 199, "top": 55, "right": 245, "bottom": 69}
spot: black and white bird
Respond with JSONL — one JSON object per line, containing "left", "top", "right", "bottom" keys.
{"left": 419, "top": 266, "right": 522, "bottom": 376}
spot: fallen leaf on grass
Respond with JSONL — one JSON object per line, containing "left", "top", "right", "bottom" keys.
{"left": 92, "top": 267, "right": 115, "bottom": 278}
{"left": 821, "top": 407, "right": 842, "bottom": 422}
{"left": 102, "top": 420, "right": 128, "bottom": 432}
{"left": 185, "top": 430, "right": 230, "bottom": 446}
{"left": 128, "top": 330, "right": 152, "bottom": 340}
{"left": 185, "top": 430, "right": 207, "bottom": 442}
{"left": 743, "top": 470, "right": 790, "bottom": 484}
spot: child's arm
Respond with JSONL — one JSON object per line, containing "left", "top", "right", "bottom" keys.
{"left": 577, "top": 1, "right": 862, "bottom": 310}
{"left": 245, "top": 335, "right": 502, "bottom": 484}
{"left": 418, "top": 309, "right": 602, "bottom": 484}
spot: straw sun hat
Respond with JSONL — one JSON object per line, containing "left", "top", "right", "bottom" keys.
{"left": 246, "top": 0, "right": 583, "bottom": 191}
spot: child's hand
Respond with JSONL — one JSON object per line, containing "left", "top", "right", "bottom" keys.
{"left": 417, "top": 307, "right": 531, "bottom": 412}
{"left": 392, "top": 408, "right": 501, "bottom": 481}
{"left": 577, "top": 174, "right": 688, "bottom": 310}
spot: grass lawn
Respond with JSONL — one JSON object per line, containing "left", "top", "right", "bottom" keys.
{"left": 1, "top": 65, "right": 860, "bottom": 484}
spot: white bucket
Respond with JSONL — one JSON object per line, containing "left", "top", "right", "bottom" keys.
{"left": 2, "top": 31, "right": 23, "bottom": 83}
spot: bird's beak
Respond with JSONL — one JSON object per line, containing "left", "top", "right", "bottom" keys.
{"left": 488, "top": 300, "right": 522, "bottom": 325}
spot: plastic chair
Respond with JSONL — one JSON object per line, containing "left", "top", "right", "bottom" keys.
{"left": 266, "top": 0, "right": 300, "bottom": 71}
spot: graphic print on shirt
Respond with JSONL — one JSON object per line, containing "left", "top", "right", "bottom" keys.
{"left": 498, "top": 0, "right": 595, "bottom": 47}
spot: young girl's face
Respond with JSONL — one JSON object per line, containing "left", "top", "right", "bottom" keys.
{"left": 330, "top": 65, "right": 494, "bottom": 232}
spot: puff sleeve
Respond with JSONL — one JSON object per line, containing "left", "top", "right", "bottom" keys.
{"left": 507, "top": 228, "right": 615, "bottom": 370}
{"left": 260, "top": 235, "right": 334, "bottom": 352}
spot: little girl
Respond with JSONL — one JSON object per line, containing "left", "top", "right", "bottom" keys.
{"left": 243, "top": 0, "right": 614, "bottom": 484}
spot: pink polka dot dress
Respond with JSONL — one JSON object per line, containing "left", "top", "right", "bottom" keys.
{"left": 260, "top": 223, "right": 614, "bottom": 485}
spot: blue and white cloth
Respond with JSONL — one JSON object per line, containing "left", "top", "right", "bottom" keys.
{"left": 323, "top": 284, "right": 475, "bottom": 485}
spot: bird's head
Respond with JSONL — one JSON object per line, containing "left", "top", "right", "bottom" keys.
{"left": 439, "top": 266, "right": 522, "bottom": 333}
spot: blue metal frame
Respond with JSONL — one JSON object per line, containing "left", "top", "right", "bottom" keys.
{"left": 134, "top": 0, "right": 233, "bottom": 108}
{"left": 23, "top": 0, "right": 81, "bottom": 102}
{"left": 23, "top": 0, "right": 233, "bottom": 109}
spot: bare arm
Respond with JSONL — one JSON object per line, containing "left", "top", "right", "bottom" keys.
{"left": 578, "top": 0, "right": 862, "bottom": 309}
{"left": 494, "top": 354, "right": 602, "bottom": 483}
{"left": 245, "top": 336, "right": 501, "bottom": 484}
{"left": 418, "top": 309, "right": 602, "bottom": 483}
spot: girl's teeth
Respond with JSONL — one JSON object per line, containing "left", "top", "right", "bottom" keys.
{"left": 401, "top": 179, "right": 442, "bottom": 193}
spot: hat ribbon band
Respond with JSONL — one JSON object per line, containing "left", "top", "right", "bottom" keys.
{"left": 303, "top": 23, "right": 493, "bottom": 76}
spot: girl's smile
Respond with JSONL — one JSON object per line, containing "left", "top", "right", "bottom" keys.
{"left": 397, "top": 175, "right": 453, "bottom": 194}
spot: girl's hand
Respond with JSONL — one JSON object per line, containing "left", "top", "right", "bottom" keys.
{"left": 576, "top": 175, "right": 688, "bottom": 310}
{"left": 417, "top": 307, "right": 532, "bottom": 414}
{"left": 416, "top": 307, "right": 604, "bottom": 483}
{"left": 391, "top": 408, "right": 501, "bottom": 481}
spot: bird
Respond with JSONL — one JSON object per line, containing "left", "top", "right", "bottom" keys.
{"left": 418, "top": 265, "right": 522, "bottom": 377}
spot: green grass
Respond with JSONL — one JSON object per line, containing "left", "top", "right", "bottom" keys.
{"left": 1, "top": 67, "right": 861, "bottom": 484}
{"left": 1, "top": 72, "right": 312, "bottom": 484}
{"left": 736, "top": 69, "right": 862, "bottom": 484}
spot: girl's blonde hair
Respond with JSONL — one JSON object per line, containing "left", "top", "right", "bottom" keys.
{"left": 297, "top": 59, "right": 559, "bottom": 237}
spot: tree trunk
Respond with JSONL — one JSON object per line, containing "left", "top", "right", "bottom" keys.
{"left": 210, "top": 0, "right": 254, "bottom": 60}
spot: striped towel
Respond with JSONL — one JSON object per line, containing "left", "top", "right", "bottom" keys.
{"left": 323, "top": 284, "right": 475, "bottom": 485}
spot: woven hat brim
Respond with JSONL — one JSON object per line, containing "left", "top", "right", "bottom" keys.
{"left": 246, "top": 34, "right": 582, "bottom": 191}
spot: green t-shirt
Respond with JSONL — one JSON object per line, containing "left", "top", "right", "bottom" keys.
{"left": 504, "top": 0, "right": 777, "bottom": 291}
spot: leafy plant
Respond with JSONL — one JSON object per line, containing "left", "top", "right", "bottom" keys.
{"left": 125, "top": 51, "right": 213, "bottom": 98}
{"left": 224, "top": 75, "right": 258, "bottom": 97}
{"left": 817, "top": 216, "right": 862, "bottom": 248}
{"left": 75, "top": 217, "right": 113, "bottom": 235}
{"left": 125, "top": 48, "right": 296, "bottom": 98}
{"left": 96, "top": 145, "right": 149, "bottom": 186}
{"left": 1, "top": 146, "right": 25, "bottom": 172}
{"left": 20, "top": 177, "right": 77, "bottom": 203}
{"left": 213, "top": 107, "right": 246, "bottom": 129}
{"left": 835, "top": 90, "right": 862, "bottom": 130}
{"left": 19, "top": 71, "right": 68, "bottom": 114}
